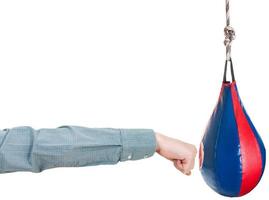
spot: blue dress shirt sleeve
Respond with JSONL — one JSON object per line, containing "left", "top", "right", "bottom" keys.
{"left": 0, "top": 126, "right": 157, "bottom": 173}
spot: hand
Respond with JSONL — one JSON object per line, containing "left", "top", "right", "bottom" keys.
{"left": 155, "top": 132, "right": 197, "bottom": 176}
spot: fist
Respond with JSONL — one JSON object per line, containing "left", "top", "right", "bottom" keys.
{"left": 155, "top": 132, "right": 197, "bottom": 175}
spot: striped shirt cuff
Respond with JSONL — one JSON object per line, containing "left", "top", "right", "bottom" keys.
{"left": 119, "top": 129, "right": 157, "bottom": 161}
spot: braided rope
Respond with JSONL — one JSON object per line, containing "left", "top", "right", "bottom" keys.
{"left": 224, "top": 0, "right": 235, "bottom": 61}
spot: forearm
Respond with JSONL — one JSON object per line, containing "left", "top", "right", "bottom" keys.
{"left": 0, "top": 126, "right": 157, "bottom": 173}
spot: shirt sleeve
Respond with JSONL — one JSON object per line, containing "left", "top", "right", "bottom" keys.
{"left": 0, "top": 125, "right": 157, "bottom": 173}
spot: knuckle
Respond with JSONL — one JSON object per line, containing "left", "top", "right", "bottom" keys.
{"left": 187, "top": 144, "right": 197, "bottom": 158}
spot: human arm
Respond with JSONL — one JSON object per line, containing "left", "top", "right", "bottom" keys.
{"left": 0, "top": 126, "right": 197, "bottom": 175}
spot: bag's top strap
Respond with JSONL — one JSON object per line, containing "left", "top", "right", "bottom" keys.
{"left": 223, "top": 59, "right": 235, "bottom": 83}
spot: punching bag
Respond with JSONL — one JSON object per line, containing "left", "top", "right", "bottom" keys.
{"left": 199, "top": 60, "right": 266, "bottom": 197}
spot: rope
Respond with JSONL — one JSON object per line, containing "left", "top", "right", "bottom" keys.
{"left": 224, "top": 0, "right": 235, "bottom": 61}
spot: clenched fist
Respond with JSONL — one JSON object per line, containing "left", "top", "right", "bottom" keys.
{"left": 155, "top": 132, "right": 197, "bottom": 175}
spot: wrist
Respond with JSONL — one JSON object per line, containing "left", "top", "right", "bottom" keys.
{"left": 155, "top": 132, "right": 162, "bottom": 153}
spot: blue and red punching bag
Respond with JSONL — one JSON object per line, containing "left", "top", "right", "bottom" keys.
{"left": 199, "top": 60, "right": 266, "bottom": 197}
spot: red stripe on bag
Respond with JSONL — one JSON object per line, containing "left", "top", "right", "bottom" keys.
{"left": 230, "top": 82, "right": 262, "bottom": 196}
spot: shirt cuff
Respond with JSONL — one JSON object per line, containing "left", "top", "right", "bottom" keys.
{"left": 119, "top": 129, "right": 157, "bottom": 161}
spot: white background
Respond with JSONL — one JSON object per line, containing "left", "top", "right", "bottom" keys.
{"left": 0, "top": 0, "right": 268, "bottom": 199}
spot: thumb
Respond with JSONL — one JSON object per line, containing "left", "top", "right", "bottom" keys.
{"left": 173, "top": 159, "right": 192, "bottom": 175}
